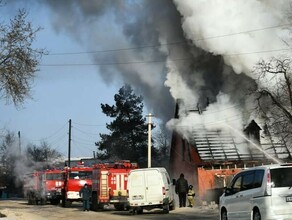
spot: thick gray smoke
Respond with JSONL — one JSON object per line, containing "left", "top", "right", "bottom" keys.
{"left": 168, "top": 0, "right": 292, "bottom": 137}
{"left": 6, "top": 0, "right": 292, "bottom": 139}
{"left": 40, "top": 1, "right": 256, "bottom": 125}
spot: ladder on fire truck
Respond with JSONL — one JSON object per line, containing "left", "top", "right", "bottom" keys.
{"left": 100, "top": 171, "right": 109, "bottom": 199}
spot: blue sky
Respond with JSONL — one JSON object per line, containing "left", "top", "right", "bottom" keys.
{"left": 0, "top": 3, "right": 124, "bottom": 157}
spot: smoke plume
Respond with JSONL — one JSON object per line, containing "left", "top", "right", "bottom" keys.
{"left": 6, "top": 0, "right": 292, "bottom": 139}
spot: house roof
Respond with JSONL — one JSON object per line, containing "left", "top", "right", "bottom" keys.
{"left": 190, "top": 127, "right": 291, "bottom": 165}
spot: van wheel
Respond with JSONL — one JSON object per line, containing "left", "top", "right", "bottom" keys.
{"left": 163, "top": 205, "right": 169, "bottom": 214}
{"left": 137, "top": 207, "right": 143, "bottom": 214}
{"left": 253, "top": 209, "right": 261, "bottom": 220}
{"left": 170, "top": 200, "right": 175, "bottom": 211}
{"left": 221, "top": 209, "right": 228, "bottom": 220}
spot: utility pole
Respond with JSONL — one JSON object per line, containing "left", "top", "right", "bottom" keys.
{"left": 18, "top": 131, "right": 21, "bottom": 155}
{"left": 147, "top": 113, "right": 153, "bottom": 168}
{"left": 68, "top": 119, "right": 72, "bottom": 167}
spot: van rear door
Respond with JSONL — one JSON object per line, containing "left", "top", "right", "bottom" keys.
{"left": 270, "top": 167, "right": 292, "bottom": 216}
{"left": 145, "top": 170, "right": 163, "bottom": 202}
{"left": 128, "top": 171, "right": 147, "bottom": 204}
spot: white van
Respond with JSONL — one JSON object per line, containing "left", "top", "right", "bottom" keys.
{"left": 127, "top": 167, "right": 175, "bottom": 214}
{"left": 219, "top": 164, "right": 292, "bottom": 220}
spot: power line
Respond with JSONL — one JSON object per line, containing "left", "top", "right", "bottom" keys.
{"left": 29, "top": 122, "right": 68, "bottom": 142}
{"left": 72, "top": 121, "right": 106, "bottom": 127}
{"left": 39, "top": 56, "right": 187, "bottom": 67}
{"left": 39, "top": 47, "right": 292, "bottom": 67}
{"left": 72, "top": 126, "right": 99, "bottom": 137}
{"left": 72, "top": 136, "right": 96, "bottom": 145}
{"left": 194, "top": 23, "right": 292, "bottom": 42}
{"left": 72, "top": 139, "right": 95, "bottom": 147}
{"left": 45, "top": 23, "right": 292, "bottom": 56}
{"left": 71, "top": 140, "right": 96, "bottom": 156}
{"left": 47, "top": 41, "right": 187, "bottom": 55}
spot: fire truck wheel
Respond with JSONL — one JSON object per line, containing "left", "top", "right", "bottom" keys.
{"left": 27, "top": 194, "right": 32, "bottom": 205}
{"left": 65, "top": 200, "right": 71, "bottom": 208}
{"left": 50, "top": 199, "right": 60, "bottom": 205}
{"left": 61, "top": 189, "right": 66, "bottom": 207}
{"left": 91, "top": 192, "right": 98, "bottom": 211}
{"left": 125, "top": 205, "right": 130, "bottom": 211}
{"left": 114, "top": 204, "right": 124, "bottom": 211}
{"left": 40, "top": 198, "right": 46, "bottom": 205}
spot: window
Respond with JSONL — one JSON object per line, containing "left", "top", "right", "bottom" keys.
{"left": 242, "top": 172, "right": 254, "bottom": 191}
{"left": 254, "top": 170, "right": 264, "bottom": 188}
{"left": 46, "top": 173, "right": 64, "bottom": 180}
{"left": 69, "top": 171, "right": 92, "bottom": 180}
{"left": 271, "top": 168, "right": 292, "bottom": 187}
{"left": 231, "top": 175, "right": 242, "bottom": 193}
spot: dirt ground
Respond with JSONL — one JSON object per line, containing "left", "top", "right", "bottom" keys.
{"left": 0, "top": 199, "right": 219, "bottom": 220}
{"left": 0, "top": 199, "right": 122, "bottom": 220}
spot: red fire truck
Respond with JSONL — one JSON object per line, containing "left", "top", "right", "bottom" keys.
{"left": 61, "top": 164, "right": 93, "bottom": 207}
{"left": 91, "top": 160, "right": 138, "bottom": 211}
{"left": 24, "top": 171, "right": 44, "bottom": 205}
{"left": 24, "top": 169, "right": 64, "bottom": 205}
{"left": 44, "top": 169, "right": 64, "bottom": 204}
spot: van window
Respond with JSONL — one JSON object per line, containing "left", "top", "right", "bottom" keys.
{"left": 271, "top": 168, "right": 292, "bottom": 187}
{"left": 231, "top": 175, "right": 242, "bottom": 193}
{"left": 242, "top": 172, "right": 254, "bottom": 191}
{"left": 254, "top": 170, "right": 264, "bottom": 188}
{"left": 167, "top": 176, "right": 170, "bottom": 185}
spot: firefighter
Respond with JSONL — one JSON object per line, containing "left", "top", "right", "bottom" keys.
{"left": 175, "top": 173, "right": 188, "bottom": 207}
{"left": 79, "top": 184, "right": 91, "bottom": 211}
{"left": 187, "top": 185, "right": 195, "bottom": 207}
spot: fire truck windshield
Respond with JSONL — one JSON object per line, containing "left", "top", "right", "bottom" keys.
{"left": 69, "top": 171, "right": 92, "bottom": 180}
{"left": 46, "top": 173, "right": 64, "bottom": 180}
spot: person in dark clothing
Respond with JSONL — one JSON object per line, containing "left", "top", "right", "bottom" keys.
{"left": 175, "top": 173, "right": 189, "bottom": 207}
{"left": 79, "top": 184, "right": 91, "bottom": 211}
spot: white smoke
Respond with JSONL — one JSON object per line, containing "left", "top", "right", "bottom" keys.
{"left": 173, "top": 0, "right": 292, "bottom": 75}
{"left": 165, "top": 0, "right": 292, "bottom": 140}
{"left": 166, "top": 92, "right": 244, "bottom": 138}
{"left": 164, "top": 58, "right": 200, "bottom": 108}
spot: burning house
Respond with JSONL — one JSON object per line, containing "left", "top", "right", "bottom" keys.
{"left": 169, "top": 104, "right": 292, "bottom": 204}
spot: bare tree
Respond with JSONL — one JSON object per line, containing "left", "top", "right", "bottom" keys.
{"left": 0, "top": 9, "right": 45, "bottom": 106}
{"left": 152, "top": 127, "right": 171, "bottom": 168}
{"left": 0, "top": 130, "right": 20, "bottom": 195}
{"left": 252, "top": 57, "right": 292, "bottom": 149}
{"left": 26, "top": 141, "right": 61, "bottom": 163}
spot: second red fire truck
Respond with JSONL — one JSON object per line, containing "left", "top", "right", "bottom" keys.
{"left": 91, "top": 160, "right": 138, "bottom": 211}
{"left": 61, "top": 164, "right": 93, "bottom": 207}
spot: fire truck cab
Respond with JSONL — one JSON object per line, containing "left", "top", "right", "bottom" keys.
{"left": 44, "top": 169, "right": 64, "bottom": 205}
{"left": 61, "top": 164, "right": 93, "bottom": 207}
{"left": 24, "top": 169, "right": 64, "bottom": 205}
{"left": 91, "top": 160, "right": 138, "bottom": 211}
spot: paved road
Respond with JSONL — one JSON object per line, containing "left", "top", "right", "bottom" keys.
{"left": 0, "top": 199, "right": 219, "bottom": 220}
